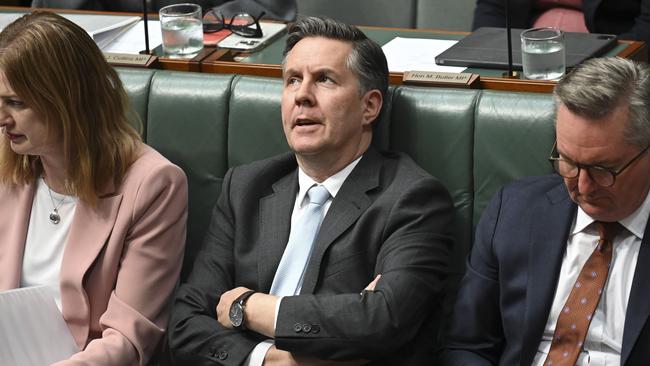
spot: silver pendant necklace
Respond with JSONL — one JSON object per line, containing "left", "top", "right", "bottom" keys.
{"left": 43, "top": 177, "right": 66, "bottom": 224}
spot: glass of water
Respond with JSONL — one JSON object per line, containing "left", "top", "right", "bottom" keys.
{"left": 160, "top": 3, "right": 204, "bottom": 56}
{"left": 521, "top": 27, "right": 565, "bottom": 80}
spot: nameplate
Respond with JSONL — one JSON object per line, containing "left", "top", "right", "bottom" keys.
{"left": 103, "top": 53, "right": 158, "bottom": 68}
{"left": 403, "top": 71, "right": 480, "bottom": 88}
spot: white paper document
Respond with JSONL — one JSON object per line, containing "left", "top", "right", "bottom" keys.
{"left": 103, "top": 20, "right": 163, "bottom": 54}
{"left": 382, "top": 37, "right": 467, "bottom": 73}
{"left": 0, "top": 286, "right": 78, "bottom": 365}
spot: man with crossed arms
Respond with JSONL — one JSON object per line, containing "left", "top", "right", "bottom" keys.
{"left": 442, "top": 57, "right": 650, "bottom": 365}
{"left": 169, "top": 17, "right": 454, "bottom": 365}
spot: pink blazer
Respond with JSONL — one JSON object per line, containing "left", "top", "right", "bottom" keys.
{"left": 0, "top": 144, "right": 188, "bottom": 366}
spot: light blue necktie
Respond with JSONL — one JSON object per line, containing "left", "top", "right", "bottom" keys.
{"left": 270, "top": 184, "right": 330, "bottom": 296}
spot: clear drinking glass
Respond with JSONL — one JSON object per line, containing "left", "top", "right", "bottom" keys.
{"left": 521, "top": 27, "right": 565, "bottom": 80}
{"left": 160, "top": 3, "right": 204, "bottom": 56}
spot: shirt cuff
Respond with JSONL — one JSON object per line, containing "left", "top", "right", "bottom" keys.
{"left": 245, "top": 340, "right": 274, "bottom": 366}
{"left": 274, "top": 296, "right": 283, "bottom": 330}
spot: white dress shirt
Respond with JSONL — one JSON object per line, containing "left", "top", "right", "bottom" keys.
{"left": 533, "top": 189, "right": 650, "bottom": 366}
{"left": 246, "top": 157, "right": 362, "bottom": 366}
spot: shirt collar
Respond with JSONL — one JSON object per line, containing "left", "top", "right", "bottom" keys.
{"left": 573, "top": 189, "right": 650, "bottom": 239}
{"left": 296, "top": 155, "right": 363, "bottom": 207}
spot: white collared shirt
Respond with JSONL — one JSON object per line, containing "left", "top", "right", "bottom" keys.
{"left": 246, "top": 156, "right": 363, "bottom": 366}
{"left": 533, "top": 189, "right": 650, "bottom": 366}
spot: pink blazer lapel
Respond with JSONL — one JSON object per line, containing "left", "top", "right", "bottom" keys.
{"left": 0, "top": 183, "right": 35, "bottom": 290}
{"left": 60, "top": 191, "right": 123, "bottom": 348}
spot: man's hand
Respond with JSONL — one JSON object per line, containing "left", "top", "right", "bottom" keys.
{"left": 365, "top": 275, "right": 381, "bottom": 291}
{"left": 216, "top": 287, "right": 279, "bottom": 337}
{"left": 264, "top": 346, "right": 368, "bottom": 366}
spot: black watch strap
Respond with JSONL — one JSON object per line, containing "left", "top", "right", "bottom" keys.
{"left": 236, "top": 290, "right": 256, "bottom": 306}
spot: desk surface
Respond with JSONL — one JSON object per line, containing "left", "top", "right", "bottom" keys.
{"left": 200, "top": 26, "right": 647, "bottom": 93}
{"left": 1, "top": 6, "right": 647, "bottom": 93}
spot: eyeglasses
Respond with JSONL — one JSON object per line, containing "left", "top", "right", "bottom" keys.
{"left": 548, "top": 141, "right": 650, "bottom": 187}
{"left": 202, "top": 10, "right": 265, "bottom": 38}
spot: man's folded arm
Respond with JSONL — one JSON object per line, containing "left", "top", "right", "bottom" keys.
{"left": 169, "top": 168, "right": 267, "bottom": 366}
{"left": 272, "top": 177, "right": 454, "bottom": 360}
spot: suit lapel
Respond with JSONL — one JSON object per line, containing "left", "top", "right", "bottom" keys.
{"left": 300, "top": 149, "right": 380, "bottom": 294}
{"left": 59, "top": 187, "right": 123, "bottom": 348}
{"left": 621, "top": 220, "right": 650, "bottom": 365}
{"left": 520, "top": 182, "right": 576, "bottom": 366}
{"left": 0, "top": 183, "right": 35, "bottom": 289}
{"left": 257, "top": 171, "right": 298, "bottom": 293}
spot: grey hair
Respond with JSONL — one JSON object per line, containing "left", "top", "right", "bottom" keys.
{"left": 553, "top": 57, "right": 650, "bottom": 147}
{"left": 282, "top": 16, "right": 389, "bottom": 100}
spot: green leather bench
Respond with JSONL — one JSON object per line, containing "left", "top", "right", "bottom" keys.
{"left": 117, "top": 67, "right": 557, "bottom": 300}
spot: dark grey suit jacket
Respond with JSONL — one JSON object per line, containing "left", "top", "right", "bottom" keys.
{"left": 440, "top": 175, "right": 650, "bottom": 365}
{"left": 169, "top": 148, "right": 454, "bottom": 365}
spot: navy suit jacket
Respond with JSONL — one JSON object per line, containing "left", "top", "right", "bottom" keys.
{"left": 441, "top": 175, "right": 650, "bottom": 365}
{"left": 169, "top": 148, "right": 454, "bottom": 365}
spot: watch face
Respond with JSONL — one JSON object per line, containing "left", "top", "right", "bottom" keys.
{"left": 230, "top": 303, "right": 244, "bottom": 328}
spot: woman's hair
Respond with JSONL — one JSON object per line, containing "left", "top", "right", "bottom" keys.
{"left": 0, "top": 11, "right": 141, "bottom": 205}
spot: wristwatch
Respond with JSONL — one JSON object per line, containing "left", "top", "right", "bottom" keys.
{"left": 229, "top": 290, "right": 256, "bottom": 329}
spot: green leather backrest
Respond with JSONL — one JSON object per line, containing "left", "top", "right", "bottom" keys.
{"left": 227, "top": 76, "right": 288, "bottom": 167}
{"left": 390, "top": 86, "right": 478, "bottom": 277}
{"left": 117, "top": 68, "right": 557, "bottom": 282}
{"left": 117, "top": 67, "right": 156, "bottom": 134}
{"left": 144, "top": 70, "right": 234, "bottom": 279}
{"left": 473, "top": 91, "right": 556, "bottom": 228}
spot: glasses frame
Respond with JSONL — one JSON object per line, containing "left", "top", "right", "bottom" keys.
{"left": 548, "top": 141, "right": 650, "bottom": 187}
{"left": 202, "top": 10, "right": 265, "bottom": 38}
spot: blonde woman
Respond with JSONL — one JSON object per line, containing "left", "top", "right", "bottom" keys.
{"left": 0, "top": 11, "right": 187, "bottom": 365}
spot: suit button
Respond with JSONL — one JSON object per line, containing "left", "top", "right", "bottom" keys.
{"left": 218, "top": 350, "right": 228, "bottom": 360}
{"left": 293, "top": 323, "right": 303, "bottom": 333}
{"left": 311, "top": 324, "right": 320, "bottom": 334}
{"left": 303, "top": 323, "right": 312, "bottom": 333}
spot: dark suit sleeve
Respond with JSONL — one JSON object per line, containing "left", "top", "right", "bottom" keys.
{"left": 618, "top": 0, "right": 650, "bottom": 42}
{"left": 212, "top": 0, "right": 296, "bottom": 21}
{"left": 168, "top": 168, "right": 263, "bottom": 366}
{"left": 438, "top": 187, "right": 506, "bottom": 366}
{"left": 274, "top": 176, "right": 454, "bottom": 360}
{"left": 471, "top": 0, "right": 532, "bottom": 30}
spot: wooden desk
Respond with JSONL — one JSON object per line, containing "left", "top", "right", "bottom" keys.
{"left": 201, "top": 26, "right": 647, "bottom": 93}
{"left": 1, "top": 6, "right": 646, "bottom": 92}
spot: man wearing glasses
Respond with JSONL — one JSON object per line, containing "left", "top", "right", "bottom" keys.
{"left": 441, "top": 56, "right": 650, "bottom": 365}
{"left": 169, "top": 17, "right": 454, "bottom": 366}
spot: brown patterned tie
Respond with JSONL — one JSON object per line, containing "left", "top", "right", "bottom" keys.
{"left": 543, "top": 221, "right": 622, "bottom": 366}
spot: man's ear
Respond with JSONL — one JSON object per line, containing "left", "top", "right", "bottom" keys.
{"left": 361, "top": 89, "right": 383, "bottom": 126}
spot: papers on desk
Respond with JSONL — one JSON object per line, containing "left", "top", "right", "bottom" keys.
{"left": 0, "top": 286, "right": 78, "bottom": 365}
{"left": 0, "top": 13, "right": 140, "bottom": 50}
{"left": 104, "top": 20, "right": 163, "bottom": 54}
{"left": 382, "top": 37, "right": 467, "bottom": 73}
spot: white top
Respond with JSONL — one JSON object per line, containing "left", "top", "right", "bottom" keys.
{"left": 20, "top": 177, "right": 78, "bottom": 312}
{"left": 533, "top": 189, "right": 650, "bottom": 366}
{"left": 247, "top": 156, "right": 363, "bottom": 366}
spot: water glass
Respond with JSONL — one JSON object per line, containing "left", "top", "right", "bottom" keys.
{"left": 521, "top": 27, "right": 565, "bottom": 80}
{"left": 160, "top": 3, "right": 204, "bottom": 56}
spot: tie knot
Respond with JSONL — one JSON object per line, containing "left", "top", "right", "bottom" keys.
{"left": 307, "top": 185, "right": 330, "bottom": 206}
{"left": 596, "top": 221, "right": 623, "bottom": 242}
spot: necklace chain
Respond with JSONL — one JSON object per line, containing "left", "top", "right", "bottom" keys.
{"left": 42, "top": 177, "right": 66, "bottom": 224}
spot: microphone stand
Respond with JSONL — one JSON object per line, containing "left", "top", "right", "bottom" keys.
{"left": 503, "top": 0, "right": 519, "bottom": 78}
{"left": 140, "top": 0, "right": 150, "bottom": 54}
